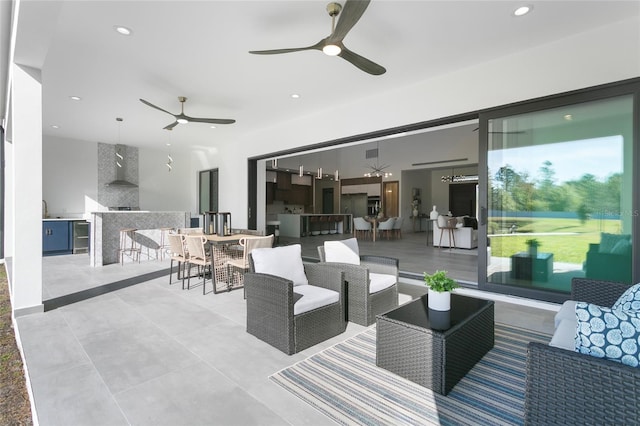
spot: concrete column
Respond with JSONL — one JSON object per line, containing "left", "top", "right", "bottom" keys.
{"left": 10, "top": 64, "right": 43, "bottom": 316}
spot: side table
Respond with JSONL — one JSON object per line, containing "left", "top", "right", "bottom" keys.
{"left": 511, "top": 252, "right": 553, "bottom": 281}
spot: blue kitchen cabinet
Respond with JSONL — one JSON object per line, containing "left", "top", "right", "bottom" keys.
{"left": 43, "top": 221, "right": 72, "bottom": 255}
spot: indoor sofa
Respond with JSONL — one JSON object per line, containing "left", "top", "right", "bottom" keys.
{"left": 432, "top": 215, "right": 478, "bottom": 249}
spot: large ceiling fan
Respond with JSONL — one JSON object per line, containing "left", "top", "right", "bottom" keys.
{"left": 139, "top": 96, "right": 236, "bottom": 130}
{"left": 249, "top": 0, "right": 386, "bottom": 76}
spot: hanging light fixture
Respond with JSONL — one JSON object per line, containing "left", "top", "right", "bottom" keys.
{"left": 272, "top": 158, "right": 278, "bottom": 169}
{"left": 299, "top": 165, "right": 304, "bottom": 177}
{"left": 334, "top": 169, "right": 339, "bottom": 181}
{"left": 115, "top": 117, "right": 124, "bottom": 168}
{"left": 316, "top": 167, "right": 323, "bottom": 179}
{"left": 364, "top": 141, "right": 392, "bottom": 178}
{"left": 166, "top": 154, "right": 173, "bottom": 172}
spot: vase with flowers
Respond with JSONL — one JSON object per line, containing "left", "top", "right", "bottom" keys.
{"left": 411, "top": 199, "right": 420, "bottom": 217}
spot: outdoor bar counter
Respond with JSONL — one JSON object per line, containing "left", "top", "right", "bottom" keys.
{"left": 278, "top": 213, "right": 353, "bottom": 238}
{"left": 89, "top": 211, "right": 190, "bottom": 266}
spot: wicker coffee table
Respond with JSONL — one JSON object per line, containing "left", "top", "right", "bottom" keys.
{"left": 376, "top": 294, "right": 494, "bottom": 395}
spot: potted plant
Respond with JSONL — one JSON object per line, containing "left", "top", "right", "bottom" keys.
{"left": 424, "top": 270, "right": 458, "bottom": 311}
{"left": 526, "top": 238, "right": 541, "bottom": 257}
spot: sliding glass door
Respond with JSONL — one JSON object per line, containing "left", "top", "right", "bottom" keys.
{"left": 479, "top": 89, "right": 636, "bottom": 301}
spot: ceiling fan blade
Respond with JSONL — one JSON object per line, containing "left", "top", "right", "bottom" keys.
{"left": 140, "top": 99, "right": 175, "bottom": 116}
{"left": 163, "top": 121, "right": 179, "bottom": 130}
{"left": 186, "top": 117, "right": 236, "bottom": 125}
{"left": 249, "top": 41, "right": 323, "bottom": 55}
{"left": 329, "top": 0, "right": 371, "bottom": 43}
{"left": 338, "top": 45, "right": 386, "bottom": 75}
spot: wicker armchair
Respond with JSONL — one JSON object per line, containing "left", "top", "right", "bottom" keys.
{"left": 525, "top": 278, "right": 639, "bottom": 425}
{"left": 317, "top": 246, "right": 399, "bottom": 326}
{"left": 245, "top": 258, "right": 346, "bottom": 355}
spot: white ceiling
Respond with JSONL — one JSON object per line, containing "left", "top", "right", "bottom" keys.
{"left": 5, "top": 0, "right": 638, "bottom": 154}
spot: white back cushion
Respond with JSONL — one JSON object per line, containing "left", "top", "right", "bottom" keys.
{"left": 251, "top": 244, "right": 308, "bottom": 286}
{"left": 324, "top": 238, "right": 360, "bottom": 265}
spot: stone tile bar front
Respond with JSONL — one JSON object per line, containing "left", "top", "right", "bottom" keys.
{"left": 89, "top": 211, "right": 190, "bottom": 266}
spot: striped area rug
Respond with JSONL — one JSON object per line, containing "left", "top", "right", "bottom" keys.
{"left": 269, "top": 324, "right": 551, "bottom": 426}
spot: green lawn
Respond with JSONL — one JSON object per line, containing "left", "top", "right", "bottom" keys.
{"left": 488, "top": 217, "right": 624, "bottom": 264}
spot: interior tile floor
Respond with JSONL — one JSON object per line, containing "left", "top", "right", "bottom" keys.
{"left": 14, "top": 234, "right": 558, "bottom": 425}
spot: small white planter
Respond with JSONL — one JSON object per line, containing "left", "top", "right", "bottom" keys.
{"left": 428, "top": 289, "right": 451, "bottom": 311}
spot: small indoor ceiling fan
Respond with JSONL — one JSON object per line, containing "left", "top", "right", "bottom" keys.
{"left": 139, "top": 96, "right": 236, "bottom": 130}
{"left": 249, "top": 0, "right": 386, "bottom": 76}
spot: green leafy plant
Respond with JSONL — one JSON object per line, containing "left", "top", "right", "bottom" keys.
{"left": 525, "top": 238, "right": 541, "bottom": 247}
{"left": 423, "top": 270, "right": 458, "bottom": 293}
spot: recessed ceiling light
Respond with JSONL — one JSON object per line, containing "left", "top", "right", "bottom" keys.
{"left": 114, "top": 25, "right": 133, "bottom": 36}
{"left": 564, "top": 114, "right": 573, "bottom": 121}
{"left": 51, "top": 125, "right": 60, "bottom": 129}
{"left": 210, "top": 125, "right": 216, "bottom": 129}
{"left": 513, "top": 6, "right": 532, "bottom": 17}
{"left": 166, "top": 143, "right": 171, "bottom": 147}
{"left": 291, "top": 94, "right": 300, "bottom": 99}
{"left": 69, "top": 96, "right": 81, "bottom": 101}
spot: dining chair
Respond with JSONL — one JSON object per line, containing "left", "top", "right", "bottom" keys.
{"left": 168, "top": 234, "right": 188, "bottom": 286}
{"left": 377, "top": 217, "right": 396, "bottom": 240}
{"left": 224, "top": 234, "right": 274, "bottom": 294}
{"left": 353, "top": 217, "right": 372, "bottom": 240}
{"left": 184, "top": 235, "right": 212, "bottom": 294}
{"left": 392, "top": 216, "right": 404, "bottom": 239}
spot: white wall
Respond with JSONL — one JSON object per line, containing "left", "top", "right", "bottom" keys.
{"left": 43, "top": 136, "right": 97, "bottom": 217}
{"left": 138, "top": 146, "right": 192, "bottom": 213}
{"left": 42, "top": 137, "right": 194, "bottom": 215}
{"left": 216, "top": 17, "right": 640, "bottom": 228}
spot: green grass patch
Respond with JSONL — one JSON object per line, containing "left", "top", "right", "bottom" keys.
{"left": 488, "top": 217, "right": 625, "bottom": 264}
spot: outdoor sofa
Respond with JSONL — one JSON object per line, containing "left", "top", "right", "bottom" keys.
{"left": 524, "top": 278, "right": 640, "bottom": 425}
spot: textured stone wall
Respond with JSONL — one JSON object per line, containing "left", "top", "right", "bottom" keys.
{"left": 97, "top": 143, "right": 139, "bottom": 209}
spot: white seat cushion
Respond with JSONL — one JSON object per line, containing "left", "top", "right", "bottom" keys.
{"left": 251, "top": 244, "right": 308, "bottom": 286}
{"left": 555, "top": 300, "right": 578, "bottom": 329}
{"left": 324, "top": 238, "right": 360, "bottom": 265}
{"left": 292, "top": 284, "right": 340, "bottom": 316}
{"left": 369, "top": 273, "right": 396, "bottom": 294}
{"left": 549, "top": 317, "right": 577, "bottom": 351}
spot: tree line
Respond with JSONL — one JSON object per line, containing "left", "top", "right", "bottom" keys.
{"left": 490, "top": 160, "right": 621, "bottom": 222}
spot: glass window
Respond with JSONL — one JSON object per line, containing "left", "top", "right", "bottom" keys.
{"left": 199, "top": 169, "right": 219, "bottom": 214}
{"left": 486, "top": 95, "right": 634, "bottom": 293}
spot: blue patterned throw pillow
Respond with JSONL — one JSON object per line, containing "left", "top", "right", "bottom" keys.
{"left": 575, "top": 302, "right": 640, "bottom": 368}
{"left": 612, "top": 283, "right": 640, "bottom": 312}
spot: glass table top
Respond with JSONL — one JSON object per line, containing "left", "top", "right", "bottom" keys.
{"left": 380, "top": 293, "right": 493, "bottom": 332}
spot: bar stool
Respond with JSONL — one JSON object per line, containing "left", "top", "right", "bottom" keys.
{"left": 310, "top": 216, "right": 320, "bottom": 236}
{"left": 320, "top": 216, "right": 329, "bottom": 235}
{"left": 333, "top": 215, "right": 343, "bottom": 234}
{"left": 118, "top": 228, "right": 140, "bottom": 265}
{"left": 159, "top": 227, "right": 174, "bottom": 260}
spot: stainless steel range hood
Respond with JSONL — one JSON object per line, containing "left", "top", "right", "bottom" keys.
{"left": 106, "top": 144, "right": 138, "bottom": 188}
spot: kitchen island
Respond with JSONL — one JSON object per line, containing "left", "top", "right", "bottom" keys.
{"left": 89, "top": 211, "right": 190, "bottom": 266}
{"left": 278, "top": 213, "right": 352, "bottom": 238}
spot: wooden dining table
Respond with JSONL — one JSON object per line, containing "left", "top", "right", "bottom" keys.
{"left": 364, "top": 217, "right": 386, "bottom": 242}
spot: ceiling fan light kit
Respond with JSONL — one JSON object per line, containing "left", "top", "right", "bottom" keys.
{"left": 249, "top": 0, "right": 386, "bottom": 75}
